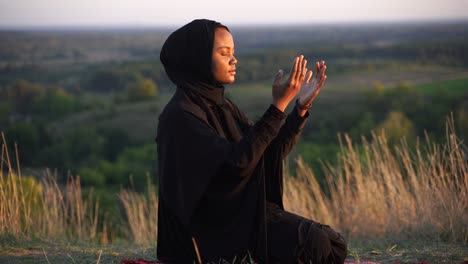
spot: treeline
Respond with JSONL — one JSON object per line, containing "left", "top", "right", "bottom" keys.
{"left": 0, "top": 79, "right": 158, "bottom": 190}
{"left": 1, "top": 39, "right": 467, "bottom": 95}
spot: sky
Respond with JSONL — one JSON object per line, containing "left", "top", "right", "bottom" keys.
{"left": 1, "top": 0, "right": 468, "bottom": 28}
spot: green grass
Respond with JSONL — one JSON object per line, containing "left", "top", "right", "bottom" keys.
{"left": 414, "top": 77, "right": 468, "bottom": 96}
{"left": 48, "top": 99, "right": 162, "bottom": 143}
{"left": 348, "top": 239, "right": 468, "bottom": 263}
{"left": 1, "top": 238, "right": 466, "bottom": 263}
{"left": 0, "top": 238, "right": 156, "bottom": 264}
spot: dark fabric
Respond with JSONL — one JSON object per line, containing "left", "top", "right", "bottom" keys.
{"left": 267, "top": 203, "right": 348, "bottom": 264}
{"left": 156, "top": 88, "right": 291, "bottom": 262}
{"left": 156, "top": 18, "right": 327, "bottom": 264}
{"left": 160, "top": 19, "right": 228, "bottom": 86}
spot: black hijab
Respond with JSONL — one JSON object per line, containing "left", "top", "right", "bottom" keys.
{"left": 160, "top": 19, "right": 229, "bottom": 104}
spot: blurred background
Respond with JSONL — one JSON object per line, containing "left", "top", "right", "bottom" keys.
{"left": 1, "top": 0, "right": 468, "bottom": 248}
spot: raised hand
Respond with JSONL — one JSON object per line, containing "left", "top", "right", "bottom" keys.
{"left": 297, "top": 60, "right": 327, "bottom": 109}
{"left": 272, "top": 55, "right": 308, "bottom": 112}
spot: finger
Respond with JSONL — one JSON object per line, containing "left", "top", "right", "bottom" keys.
{"left": 288, "top": 56, "right": 300, "bottom": 82}
{"left": 294, "top": 55, "right": 305, "bottom": 81}
{"left": 305, "top": 70, "right": 313, "bottom": 84}
{"left": 318, "top": 75, "right": 327, "bottom": 88}
{"left": 320, "top": 65, "right": 327, "bottom": 78}
{"left": 313, "top": 75, "right": 326, "bottom": 97}
{"left": 273, "top": 69, "right": 284, "bottom": 85}
{"left": 320, "top": 61, "right": 326, "bottom": 72}
{"left": 299, "top": 59, "right": 308, "bottom": 82}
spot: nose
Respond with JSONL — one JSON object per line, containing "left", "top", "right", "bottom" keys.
{"left": 230, "top": 56, "right": 237, "bottom": 65}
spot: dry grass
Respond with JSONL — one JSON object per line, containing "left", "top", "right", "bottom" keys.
{"left": 0, "top": 132, "right": 100, "bottom": 242}
{"left": 1, "top": 117, "right": 467, "bottom": 249}
{"left": 114, "top": 118, "right": 468, "bottom": 248}
{"left": 118, "top": 177, "right": 158, "bottom": 245}
{"left": 284, "top": 118, "right": 468, "bottom": 243}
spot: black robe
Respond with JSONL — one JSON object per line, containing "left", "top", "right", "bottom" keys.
{"left": 156, "top": 87, "right": 308, "bottom": 263}
{"left": 156, "top": 19, "right": 309, "bottom": 263}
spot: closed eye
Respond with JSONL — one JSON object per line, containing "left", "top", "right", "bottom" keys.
{"left": 217, "top": 47, "right": 234, "bottom": 56}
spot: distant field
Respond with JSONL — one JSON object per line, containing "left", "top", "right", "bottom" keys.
{"left": 229, "top": 65, "right": 468, "bottom": 118}
{"left": 48, "top": 65, "right": 468, "bottom": 142}
{"left": 48, "top": 100, "right": 160, "bottom": 143}
{"left": 415, "top": 77, "right": 468, "bottom": 95}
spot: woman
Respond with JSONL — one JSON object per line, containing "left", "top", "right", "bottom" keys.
{"left": 156, "top": 19, "right": 347, "bottom": 264}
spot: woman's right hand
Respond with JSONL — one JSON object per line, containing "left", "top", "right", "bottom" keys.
{"left": 272, "top": 55, "right": 308, "bottom": 112}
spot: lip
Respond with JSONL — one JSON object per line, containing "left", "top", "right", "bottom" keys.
{"left": 229, "top": 69, "right": 236, "bottom": 75}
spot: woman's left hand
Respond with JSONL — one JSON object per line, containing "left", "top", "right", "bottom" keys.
{"left": 297, "top": 60, "right": 327, "bottom": 109}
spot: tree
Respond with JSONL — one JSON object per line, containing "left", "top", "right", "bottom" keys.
{"left": 456, "top": 104, "right": 468, "bottom": 142}
{"left": 0, "top": 102, "right": 10, "bottom": 125}
{"left": 1, "top": 80, "right": 43, "bottom": 114}
{"left": 88, "top": 69, "right": 144, "bottom": 93}
{"left": 33, "top": 87, "right": 77, "bottom": 119}
{"left": 4, "top": 122, "right": 40, "bottom": 164}
{"left": 127, "top": 78, "right": 158, "bottom": 101}
{"left": 375, "top": 111, "right": 416, "bottom": 146}
{"left": 98, "top": 128, "right": 131, "bottom": 161}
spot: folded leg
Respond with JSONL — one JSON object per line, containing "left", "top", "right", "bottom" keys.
{"left": 266, "top": 203, "right": 347, "bottom": 264}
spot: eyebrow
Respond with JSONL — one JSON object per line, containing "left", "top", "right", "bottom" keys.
{"left": 216, "top": 46, "right": 234, "bottom": 49}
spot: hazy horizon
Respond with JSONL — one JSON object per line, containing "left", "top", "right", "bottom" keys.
{"left": 1, "top": 18, "right": 467, "bottom": 31}
{"left": 1, "top": 0, "right": 468, "bottom": 29}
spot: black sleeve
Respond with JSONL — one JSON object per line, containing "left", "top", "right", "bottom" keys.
{"left": 157, "top": 104, "right": 286, "bottom": 227}
{"left": 262, "top": 107, "right": 309, "bottom": 209}
{"left": 267, "top": 106, "right": 309, "bottom": 160}
{"left": 208, "top": 104, "right": 288, "bottom": 179}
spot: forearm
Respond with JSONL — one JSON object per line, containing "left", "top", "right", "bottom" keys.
{"left": 267, "top": 105, "right": 309, "bottom": 159}
{"left": 224, "top": 104, "right": 287, "bottom": 178}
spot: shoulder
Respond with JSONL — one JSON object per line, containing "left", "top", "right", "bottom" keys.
{"left": 159, "top": 89, "right": 209, "bottom": 127}
{"left": 225, "top": 98, "right": 253, "bottom": 126}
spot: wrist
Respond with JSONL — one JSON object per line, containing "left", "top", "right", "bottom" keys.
{"left": 295, "top": 99, "right": 312, "bottom": 111}
{"left": 272, "top": 100, "right": 287, "bottom": 112}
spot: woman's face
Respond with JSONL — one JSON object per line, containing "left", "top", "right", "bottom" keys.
{"left": 211, "top": 27, "right": 237, "bottom": 84}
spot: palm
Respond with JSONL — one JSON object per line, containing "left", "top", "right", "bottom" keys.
{"left": 271, "top": 55, "right": 308, "bottom": 111}
{"left": 297, "top": 61, "right": 327, "bottom": 106}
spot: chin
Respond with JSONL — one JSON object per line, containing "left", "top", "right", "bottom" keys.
{"left": 221, "top": 78, "right": 235, "bottom": 85}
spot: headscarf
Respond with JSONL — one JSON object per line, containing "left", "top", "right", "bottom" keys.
{"left": 160, "top": 19, "right": 230, "bottom": 104}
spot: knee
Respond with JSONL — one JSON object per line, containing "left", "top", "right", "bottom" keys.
{"left": 298, "top": 224, "right": 347, "bottom": 264}
{"left": 322, "top": 225, "right": 348, "bottom": 263}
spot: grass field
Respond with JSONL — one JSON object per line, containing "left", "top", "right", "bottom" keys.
{"left": 415, "top": 77, "right": 468, "bottom": 95}
{"left": 1, "top": 238, "right": 467, "bottom": 263}
{"left": 2, "top": 116, "right": 467, "bottom": 263}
